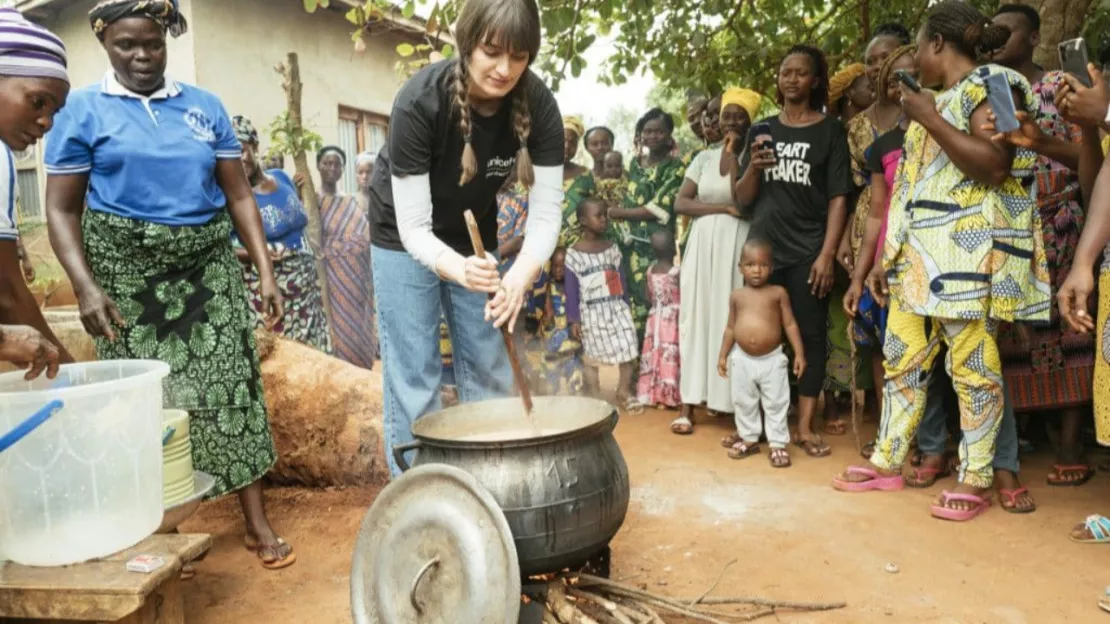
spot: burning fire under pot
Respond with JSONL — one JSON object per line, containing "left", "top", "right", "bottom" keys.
{"left": 350, "top": 396, "right": 630, "bottom": 623}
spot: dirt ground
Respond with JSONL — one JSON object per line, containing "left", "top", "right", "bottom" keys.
{"left": 178, "top": 403, "right": 1110, "bottom": 624}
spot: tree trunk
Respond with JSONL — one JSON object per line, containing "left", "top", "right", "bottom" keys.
{"left": 277, "top": 52, "right": 332, "bottom": 320}
{"left": 1023, "top": 0, "right": 1095, "bottom": 69}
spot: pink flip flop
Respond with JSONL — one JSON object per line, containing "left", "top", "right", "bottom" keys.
{"left": 930, "top": 490, "right": 991, "bottom": 521}
{"left": 832, "top": 466, "right": 905, "bottom": 492}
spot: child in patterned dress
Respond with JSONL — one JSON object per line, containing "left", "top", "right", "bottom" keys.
{"left": 566, "top": 198, "right": 642, "bottom": 411}
{"left": 636, "top": 230, "right": 682, "bottom": 408}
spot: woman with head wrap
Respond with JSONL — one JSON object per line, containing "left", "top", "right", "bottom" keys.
{"left": 45, "top": 0, "right": 294, "bottom": 568}
{"left": 232, "top": 116, "right": 331, "bottom": 352}
{"left": 317, "top": 145, "right": 378, "bottom": 370}
{"left": 828, "top": 63, "right": 873, "bottom": 123}
{"left": 355, "top": 150, "right": 377, "bottom": 199}
{"left": 0, "top": 8, "right": 73, "bottom": 378}
{"left": 671, "top": 88, "right": 760, "bottom": 435}
{"left": 558, "top": 114, "right": 598, "bottom": 247}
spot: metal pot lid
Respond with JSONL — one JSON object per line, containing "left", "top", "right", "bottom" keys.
{"left": 350, "top": 464, "right": 520, "bottom": 624}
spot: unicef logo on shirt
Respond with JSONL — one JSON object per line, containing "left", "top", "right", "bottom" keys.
{"left": 183, "top": 107, "right": 216, "bottom": 143}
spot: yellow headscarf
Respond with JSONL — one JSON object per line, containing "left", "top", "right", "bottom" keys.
{"left": 720, "top": 88, "right": 762, "bottom": 123}
{"left": 827, "top": 63, "right": 868, "bottom": 107}
{"left": 563, "top": 115, "right": 585, "bottom": 140}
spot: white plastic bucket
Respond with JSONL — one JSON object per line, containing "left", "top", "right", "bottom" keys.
{"left": 0, "top": 360, "right": 170, "bottom": 566}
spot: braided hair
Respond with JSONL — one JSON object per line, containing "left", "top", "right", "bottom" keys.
{"left": 876, "top": 45, "right": 917, "bottom": 103}
{"left": 450, "top": 0, "right": 541, "bottom": 188}
{"left": 777, "top": 45, "right": 829, "bottom": 112}
{"left": 922, "top": 0, "right": 1011, "bottom": 60}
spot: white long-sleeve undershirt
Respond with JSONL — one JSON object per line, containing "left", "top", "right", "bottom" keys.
{"left": 392, "top": 164, "right": 564, "bottom": 273}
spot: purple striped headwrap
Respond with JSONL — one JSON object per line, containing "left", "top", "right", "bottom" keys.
{"left": 0, "top": 8, "right": 68, "bottom": 84}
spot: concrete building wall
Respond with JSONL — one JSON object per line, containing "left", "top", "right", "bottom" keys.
{"left": 190, "top": 0, "right": 406, "bottom": 156}
{"left": 20, "top": 0, "right": 408, "bottom": 209}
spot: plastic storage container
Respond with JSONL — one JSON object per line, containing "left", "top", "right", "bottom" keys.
{"left": 0, "top": 360, "right": 170, "bottom": 566}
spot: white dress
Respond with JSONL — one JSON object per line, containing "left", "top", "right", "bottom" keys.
{"left": 678, "top": 146, "right": 750, "bottom": 413}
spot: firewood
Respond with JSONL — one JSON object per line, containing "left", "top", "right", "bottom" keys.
{"left": 568, "top": 589, "right": 635, "bottom": 624}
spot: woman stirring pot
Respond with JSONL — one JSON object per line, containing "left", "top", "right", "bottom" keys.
{"left": 368, "top": 0, "right": 564, "bottom": 478}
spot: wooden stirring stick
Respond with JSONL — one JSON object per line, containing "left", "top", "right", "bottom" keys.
{"left": 463, "top": 209, "right": 534, "bottom": 414}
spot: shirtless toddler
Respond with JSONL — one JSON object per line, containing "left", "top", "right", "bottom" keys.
{"left": 717, "top": 239, "right": 806, "bottom": 468}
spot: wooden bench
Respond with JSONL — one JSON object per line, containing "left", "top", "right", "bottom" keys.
{"left": 0, "top": 533, "right": 210, "bottom": 623}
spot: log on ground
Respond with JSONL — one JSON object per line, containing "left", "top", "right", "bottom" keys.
{"left": 256, "top": 330, "right": 388, "bottom": 486}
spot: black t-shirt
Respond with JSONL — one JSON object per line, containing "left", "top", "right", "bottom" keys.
{"left": 865, "top": 126, "right": 906, "bottom": 178}
{"left": 368, "top": 61, "right": 564, "bottom": 256}
{"left": 742, "top": 115, "right": 853, "bottom": 269}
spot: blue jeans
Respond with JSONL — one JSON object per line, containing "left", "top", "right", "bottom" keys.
{"left": 372, "top": 246, "right": 513, "bottom": 478}
{"left": 916, "top": 363, "right": 1019, "bottom": 475}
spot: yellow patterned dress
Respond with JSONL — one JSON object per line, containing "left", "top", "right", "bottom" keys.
{"left": 873, "top": 65, "right": 1051, "bottom": 488}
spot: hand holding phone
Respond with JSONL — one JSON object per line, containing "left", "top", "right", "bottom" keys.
{"left": 749, "top": 122, "right": 775, "bottom": 170}
{"left": 894, "top": 69, "right": 921, "bottom": 93}
{"left": 983, "top": 71, "right": 1020, "bottom": 134}
{"left": 1059, "top": 38, "right": 1093, "bottom": 88}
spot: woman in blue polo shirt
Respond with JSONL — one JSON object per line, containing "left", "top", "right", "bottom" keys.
{"left": 44, "top": 0, "right": 294, "bottom": 571}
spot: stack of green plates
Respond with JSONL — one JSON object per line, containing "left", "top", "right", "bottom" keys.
{"left": 162, "top": 409, "right": 195, "bottom": 508}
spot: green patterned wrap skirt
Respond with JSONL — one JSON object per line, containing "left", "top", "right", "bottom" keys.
{"left": 83, "top": 209, "right": 276, "bottom": 498}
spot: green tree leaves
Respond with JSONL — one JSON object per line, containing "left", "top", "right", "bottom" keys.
{"left": 307, "top": 0, "right": 1104, "bottom": 96}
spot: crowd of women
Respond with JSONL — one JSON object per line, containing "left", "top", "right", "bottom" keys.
{"left": 482, "top": 0, "right": 1110, "bottom": 540}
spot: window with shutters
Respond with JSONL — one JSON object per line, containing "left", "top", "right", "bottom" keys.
{"left": 338, "top": 106, "right": 389, "bottom": 196}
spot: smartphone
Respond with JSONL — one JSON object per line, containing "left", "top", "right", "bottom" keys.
{"left": 750, "top": 122, "right": 773, "bottom": 151}
{"left": 1059, "top": 38, "right": 1092, "bottom": 87}
{"left": 894, "top": 69, "right": 921, "bottom": 93}
{"left": 983, "top": 71, "right": 1020, "bottom": 134}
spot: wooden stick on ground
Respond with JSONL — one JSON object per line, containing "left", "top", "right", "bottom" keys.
{"left": 463, "top": 209, "right": 533, "bottom": 413}
{"left": 688, "top": 557, "right": 738, "bottom": 607}
{"left": 691, "top": 596, "right": 848, "bottom": 610}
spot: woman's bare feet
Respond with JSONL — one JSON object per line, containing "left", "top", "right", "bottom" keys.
{"left": 933, "top": 483, "right": 990, "bottom": 513}
{"left": 240, "top": 481, "right": 296, "bottom": 570}
{"left": 995, "top": 469, "right": 1036, "bottom": 513}
{"left": 835, "top": 462, "right": 899, "bottom": 482}
{"left": 906, "top": 454, "right": 950, "bottom": 488}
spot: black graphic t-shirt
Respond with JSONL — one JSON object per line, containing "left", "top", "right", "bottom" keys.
{"left": 741, "top": 116, "right": 854, "bottom": 269}
{"left": 369, "top": 60, "right": 564, "bottom": 257}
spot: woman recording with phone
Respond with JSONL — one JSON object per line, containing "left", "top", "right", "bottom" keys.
{"left": 833, "top": 0, "right": 1050, "bottom": 522}
{"left": 734, "top": 44, "right": 854, "bottom": 459}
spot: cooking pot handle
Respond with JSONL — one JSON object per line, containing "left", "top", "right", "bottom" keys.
{"left": 409, "top": 556, "right": 439, "bottom": 614}
{"left": 0, "top": 399, "right": 64, "bottom": 454}
{"left": 392, "top": 440, "right": 422, "bottom": 472}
